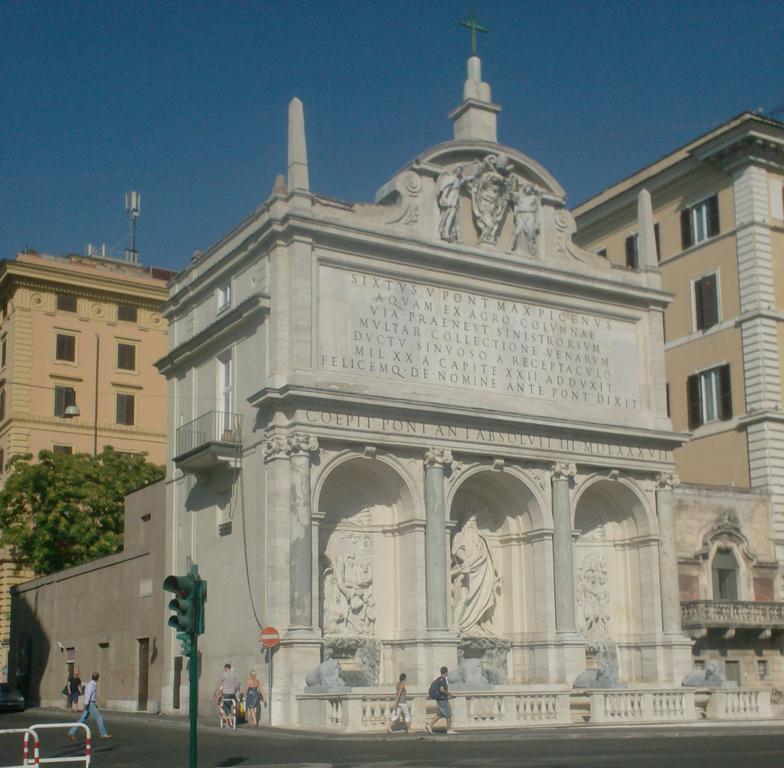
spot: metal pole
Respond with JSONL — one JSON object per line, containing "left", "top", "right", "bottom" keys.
{"left": 189, "top": 634, "right": 198, "bottom": 768}
{"left": 266, "top": 647, "right": 272, "bottom": 727}
{"left": 93, "top": 335, "right": 100, "bottom": 455}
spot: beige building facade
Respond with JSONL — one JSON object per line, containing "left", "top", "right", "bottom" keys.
{"left": 0, "top": 250, "right": 173, "bottom": 679}
{"left": 574, "top": 113, "right": 784, "bottom": 687}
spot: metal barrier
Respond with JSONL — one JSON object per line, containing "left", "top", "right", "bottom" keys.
{"left": 0, "top": 728, "right": 37, "bottom": 768}
{"left": 23, "top": 723, "right": 92, "bottom": 767}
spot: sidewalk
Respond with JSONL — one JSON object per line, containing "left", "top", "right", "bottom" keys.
{"left": 20, "top": 706, "right": 784, "bottom": 741}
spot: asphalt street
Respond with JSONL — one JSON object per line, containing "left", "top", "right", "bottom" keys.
{"left": 0, "top": 708, "right": 783, "bottom": 768}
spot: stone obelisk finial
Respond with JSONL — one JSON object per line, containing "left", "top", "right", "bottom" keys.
{"left": 287, "top": 97, "right": 310, "bottom": 192}
{"left": 637, "top": 188, "right": 658, "bottom": 270}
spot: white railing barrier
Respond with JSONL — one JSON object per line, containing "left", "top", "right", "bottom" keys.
{"left": 24, "top": 723, "right": 92, "bottom": 767}
{"left": 0, "top": 728, "right": 37, "bottom": 768}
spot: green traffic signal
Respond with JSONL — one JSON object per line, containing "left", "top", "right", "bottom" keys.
{"left": 163, "top": 573, "right": 196, "bottom": 633}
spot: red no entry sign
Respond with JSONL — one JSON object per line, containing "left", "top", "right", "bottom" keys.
{"left": 260, "top": 626, "right": 280, "bottom": 648}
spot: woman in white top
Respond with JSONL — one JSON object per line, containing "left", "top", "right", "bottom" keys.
{"left": 386, "top": 673, "right": 411, "bottom": 733}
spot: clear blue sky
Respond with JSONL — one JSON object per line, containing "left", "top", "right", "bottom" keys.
{"left": 1, "top": 1, "right": 782, "bottom": 272}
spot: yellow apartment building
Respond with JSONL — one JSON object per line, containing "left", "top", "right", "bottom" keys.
{"left": 573, "top": 113, "right": 784, "bottom": 685}
{"left": 0, "top": 250, "right": 173, "bottom": 680}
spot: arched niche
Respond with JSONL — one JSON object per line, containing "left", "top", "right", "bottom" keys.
{"left": 572, "top": 478, "right": 658, "bottom": 659}
{"left": 447, "top": 467, "right": 548, "bottom": 642}
{"left": 314, "top": 455, "right": 417, "bottom": 640}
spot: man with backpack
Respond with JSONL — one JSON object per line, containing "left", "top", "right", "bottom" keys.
{"left": 425, "top": 666, "right": 457, "bottom": 735}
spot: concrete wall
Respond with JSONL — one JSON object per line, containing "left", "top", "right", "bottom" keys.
{"left": 9, "top": 480, "right": 166, "bottom": 712}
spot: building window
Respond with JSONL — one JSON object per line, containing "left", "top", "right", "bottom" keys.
{"left": 117, "top": 304, "right": 137, "bottom": 323}
{"left": 694, "top": 273, "right": 719, "bottom": 331}
{"left": 55, "top": 333, "right": 76, "bottom": 362}
{"left": 217, "top": 283, "right": 232, "bottom": 313}
{"left": 0, "top": 388, "right": 5, "bottom": 420}
{"left": 57, "top": 294, "right": 77, "bottom": 313}
{"left": 624, "top": 234, "right": 638, "bottom": 269}
{"left": 116, "top": 393, "right": 135, "bottom": 426}
{"left": 681, "top": 194, "right": 720, "bottom": 249}
{"left": 54, "top": 386, "right": 76, "bottom": 417}
{"left": 52, "top": 444, "right": 73, "bottom": 455}
{"left": 758, "top": 660, "right": 769, "bottom": 680}
{"left": 665, "top": 383, "right": 671, "bottom": 417}
{"left": 654, "top": 222, "right": 661, "bottom": 261}
{"left": 0, "top": 448, "right": 4, "bottom": 474}
{"left": 1, "top": 335, "right": 6, "bottom": 368}
{"left": 117, "top": 343, "right": 136, "bottom": 371}
{"left": 687, "top": 364, "right": 731, "bottom": 429}
{"left": 712, "top": 548, "right": 739, "bottom": 601}
{"left": 218, "top": 353, "right": 232, "bottom": 416}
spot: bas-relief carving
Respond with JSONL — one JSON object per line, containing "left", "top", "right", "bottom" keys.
{"left": 451, "top": 516, "right": 501, "bottom": 636}
{"left": 437, "top": 166, "right": 463, "bottom": 242}
{"left": 508, "top": 179, "right": 541, "bottom": 255}
{"left": 575, "top": 552, "right": 611, "bottom": 642}
{"left": 434, "top": 153, "right": 542, "bottom": 253}
{"left": 322, "top": 533, "right": 376, "bottom": 636}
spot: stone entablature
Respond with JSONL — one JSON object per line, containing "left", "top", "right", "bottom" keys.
{"left": 681, "top": 600, "right": 784, "bottom": 630}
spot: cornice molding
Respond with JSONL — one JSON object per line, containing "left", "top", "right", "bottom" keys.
{"left": 156, "top": 293, "right": 270, "bottom": 376}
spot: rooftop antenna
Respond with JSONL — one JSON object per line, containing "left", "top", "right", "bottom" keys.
{"left": 124, "top": 190, "right": 141, "bottom": 263}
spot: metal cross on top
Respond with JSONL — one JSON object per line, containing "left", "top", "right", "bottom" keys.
{"left": 459, "top": 9, "right": 488, "bottom": 56}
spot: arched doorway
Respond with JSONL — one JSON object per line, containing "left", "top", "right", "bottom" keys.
{"left": 447, "top": 467, "right": 548, "bottom": 682}
{"left": 314, "top": 456, "right": 417, "bottom": 663}
{"left": 573, "top": 478, "right": 658, "bottom": 681}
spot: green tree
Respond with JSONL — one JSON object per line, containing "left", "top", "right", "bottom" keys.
{"left": 0, "top": 447, "right": 164, "bottom": 575}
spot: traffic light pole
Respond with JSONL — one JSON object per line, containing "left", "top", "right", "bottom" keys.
{"left": 189, "top": 632, "right": 198, "bottom": 768}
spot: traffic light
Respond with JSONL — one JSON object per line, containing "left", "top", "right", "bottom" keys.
{"left": 164, "top": 573, "right": 196, "bottom": 633}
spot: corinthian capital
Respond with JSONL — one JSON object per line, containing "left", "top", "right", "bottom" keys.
{"left": 289, "top": 432, "right": 320, "bottom": 457}
{"left": 550, "top": 462, "right": 577, "bottom": 481}
{"left": 424, "top": 447, "right": 453, "bottom": 469}
{"left": 263, "top": 432, "right": 291, "bottom": 463}
{"left": 656, "top": 472, "right": 680, "bottom": 490}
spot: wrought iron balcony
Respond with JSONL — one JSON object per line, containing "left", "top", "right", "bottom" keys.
{"left": 174, "top": 410, "right": 242, "bottom": 473}
{"left": 681, "top": 600, "right": 784, "bottom": 639}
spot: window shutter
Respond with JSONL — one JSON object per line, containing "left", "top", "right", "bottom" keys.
{"left": 625, "top": 235, "right": 638, "bottom": 269}
{"left": 694, "top": 280, "right": 705, "bottom": 330}
{"left": 701, "top": 274, "right": 718, "bottom": 329}
{"left": 681, "top": 209, "right": 693, "bottom": 250}
{"left": 707, "top": 194, "right": 720, "bottom": 237}
{"left": 719, "top": 364, "right": 732, "bottom": 420}
{"left": 666, "top": 383, "right": 671, "bottom": 417}
{"left": 687, "top": 374, "right": 702, "bottom": 429}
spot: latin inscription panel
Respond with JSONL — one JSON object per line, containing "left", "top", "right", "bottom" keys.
{"left": 318, "top": 266, "right": 640, "bottom": 410}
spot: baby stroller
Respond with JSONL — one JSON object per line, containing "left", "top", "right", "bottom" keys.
{"left": 216, "top": 687, "right": 237, "bottom": 730}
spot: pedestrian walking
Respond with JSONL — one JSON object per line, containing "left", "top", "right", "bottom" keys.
{"left": 218, "top": 663, "right": 240, "bottom": 716}
{"left": 243, "top": 670, "right": 265, "bottom": 727}
{"left": 68, "top": 672, "right": 111, "bottom": 740}
{"left": 425, "top": 666, "right": 456, "bottom": 735}
{"left": 67, "top": 669, "right": 82, "bottom": 713}
{"left": 386, "top": 672, "right": 411, "bottom": 733}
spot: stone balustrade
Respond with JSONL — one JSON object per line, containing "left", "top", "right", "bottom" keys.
{"left": 707, "top": 688, "right": 772, "bottom": 720}
{"left": 298, "top": 687, "right": 738, "bottom": 730}
{"left": 589, "top": 689, "right": 696, "bottom": 724}
{"left": 681, "top": 600, "right": 784, "bottom": 630}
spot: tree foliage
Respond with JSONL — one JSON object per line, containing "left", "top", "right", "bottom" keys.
{"left": 0, "top": 447, "right": 164, "bottom": 575}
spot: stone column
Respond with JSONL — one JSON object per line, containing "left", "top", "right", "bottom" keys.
{"left": 288, "top": 433, "right": 319, "bottom": 629}
{"left": 656, "top": 472, "right": 682, "bottom": 635}
{"left": 424, "top": 448, "right": 452, "bottom": 633}
{"left": 551, "top": 462, "right": 577, "bottom": 634}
